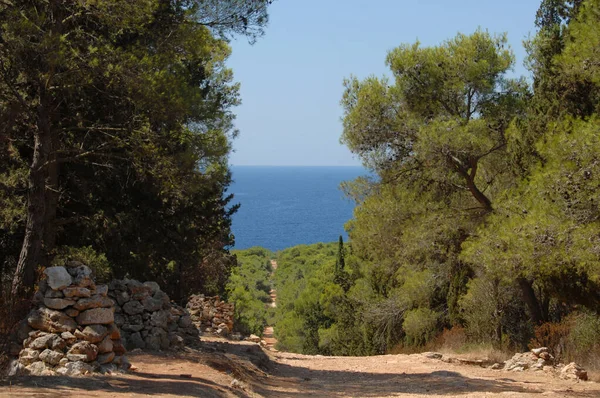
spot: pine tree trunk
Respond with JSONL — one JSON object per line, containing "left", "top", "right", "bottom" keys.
{"left": 11, "top": 101, "right": 51, "bottom": 298}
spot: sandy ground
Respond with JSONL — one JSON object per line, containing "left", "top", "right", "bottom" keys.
{"left": 2, "top": 338, "right": 600, "bottom": 398}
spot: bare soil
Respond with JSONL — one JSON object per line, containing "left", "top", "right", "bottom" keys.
{"left": 2, "top": 337, "right": 600, "bottom": 397}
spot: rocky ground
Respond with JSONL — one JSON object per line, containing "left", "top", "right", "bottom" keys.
{"left": 2, "top": 336, "right": 600, "bottom": 397}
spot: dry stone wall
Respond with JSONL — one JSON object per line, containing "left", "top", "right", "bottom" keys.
{"left": 12, "top": 263, "right": 127, "bottom": 376}
{"left": 108, "top": 279, "right": 198, "bottom": 350}
{"left": 186, "top": 294, "right": 234, "bottom": 336}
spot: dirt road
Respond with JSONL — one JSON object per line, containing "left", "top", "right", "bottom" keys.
{"left": 2, "top": 338, "right": 599, "bottom": 397}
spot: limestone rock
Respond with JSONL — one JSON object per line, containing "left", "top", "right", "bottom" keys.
{"left": 44, "top": 297, "right": 76, "bottom": 310}
{"left": 59, "top": 331, "right": 75, "bottom": 343}
{"left": 73, "top": 295, "right": 113, "bottom": 311}
{"left": 150, "top": 310, "right": 169, "bottom": 329}
{"left": 27, "top": 307, "right": 77, "bottom": 333}
{"left": 113, "top": 339, "right": 126, "bottom": 355}
{"left": 77, "top": 307, "right": 114, "bottom": 325}
{"left": 65, "top": 308, "right": 80, "bottom": 317}
{"left": 141, "top": 296, "right": 162, "bottom": 312}
{"left": 114, "top": 291, "right": 130, "bottom": 306}
{"left": 97, "top": 335, "right": 114, "bottom": 354}
{"left": 43, "top": 266, "right": 72, "bottom": 290}
{"left": 531, "top": 347, "right": 549, "bottom": 356}
{"left": 123, "top": 300, "right": 144, "bottom": 315}
{"left": 25, "top": 361, "right": 54, "bottom": 376}
{"left": 94, "top": 285, "right": 109, "bottom": 297}
{"left": 108, "top": 323, "right": 121, "bottom": 339}
{"left": 68, "top": 341, "right": 98, "bottom": 362}
{"left": 56, "top": 361, "right": 93, "bottom": 376}
{"left": 29, "top": 334, "right": 65, "bottom": 350}
{"left": 97, "top": 351, "right": 115, "bottom": 365}
{"left": 143, "top": 281, "right": 160, "bottom": 295}
{"left": 561, "top": 362, "right": 588, "bottom": 381}
{"left": 75, "top": 324, "right": 108, "bottom": 343}
{"left": 39, "top": 349, "right": 64, "bottom": 365}
{"left": 45, "top": 290, "right": 64, "bottom": 298}
{"left": 19, "top": 348, "right": 40, "bottom": 365}
{"left": 63, "top": 287, "right": 92, "bottom": 298}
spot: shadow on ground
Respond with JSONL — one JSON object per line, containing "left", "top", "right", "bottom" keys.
{"left": 3, "top": 340, "right": 600, "bottom": 397}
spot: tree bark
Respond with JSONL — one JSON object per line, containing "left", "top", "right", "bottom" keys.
{"left": 11, "top": 99, "right": 51, "bottom": 298}
{"left": 518, "top": 278, "right": 545, "bottom": 325}
{"left": 42, "top": 135, "right": 59, "bottom": 268}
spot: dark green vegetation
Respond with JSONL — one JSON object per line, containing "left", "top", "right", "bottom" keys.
{"left": 227, "top": 247, "right": 273, "bottom": 336}
{"left": 268, "top": 0, "right": 600, "bottom": 367}
{"left": 0, "top": 0, "right": 271, "bottom": 311}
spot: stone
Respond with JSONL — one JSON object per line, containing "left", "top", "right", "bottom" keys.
{"left": 422, "top": 352, "right": 443, "bottom": 360}
{"left": 109, "top": 279, "right": 127, "bottom": 291}
{"left": 39, "top": 349, "right": 64, "bottom": 365}
{"left": 178, "top": 315, "right": 193, "bottom": 328}
{"left": 77, "top": 307, "right": 114, "bottom": 325}
{"left": 560, "top": 362, "right": 588, "bottom": 381}
{"left": 72, "top": 265, "right": 95, "bottom": 288}
{"left": 38, "top": 279, "right": 49, "bottom": 294}
{"left": 45, "top": 289, "right": 64, "bottom": 298}
{"left": 115, "top": 291, "right": 130, "bottom": 306}
{"left": 123, "top": 300, "right": 144, "bottom": 315}
{"left": 73, "top": 295, "right": 113, "bottom": 311}
{"left": 114, "top": 313, "right": 126, "bottom": 326}
{"left": 30, "top": 333, "right": 61, "bottom": 350}
{"left": 123, "top": 324, "right": 144, "bottom": 332}
{"left": 63, "top": 287, "right": 92, "bottom": 298}
{"left": 141, "top": 296, "right": 163, "bottom": 312}
{"left": 127, "top": 280, "right": 152, "bottom": 300}
{"left": 61, "top": 331, "right": 77, "bottom": 344}
{"left": 128, "top": 332, "right": 145, "bottom": 349}
{"left": 490, "top": 363, "right": 503, "bottom": 370}
{"left": 108, "top": 323, "right": 121, "bottom": 339}
{"left": 153, "top": 290, "right": 170, "bottom": 306}
{"left": 247, "top": 334, "right": 261, "bottom": 343}
{"left": 44, "top": 297, "right": 76, "bottom": 310}
{"left": 32, "top": 290, "right": 45, "bottom": 306}
{"left": 19, "top": 348, "right": 40, "bottom": 365}
{"left": 65, "top": 308, "right": 80, "bottom": 317}
{"left": 150, "top": 310, "right": 169, "bottom": 329}
{"left": 67, "top": 353, "right": 89, "bottom": 362}
{"left": 113, "top": 339, "right": 126, "bottom": 355}
{"left": 68, "top": 341, "right": 98, "bottom": 362}
{"left": 43, "top": 266, "right": 72, "bottom": 290}
{"left": 145, "top": 334, "right": 161, "bottom": 351}
{"left": 25, "top": 361, "right": 54, "bottom": 376}
{"left": 97, "top": 351, "right": 115, "bottom": 365}
{"left": 27, "top": 307, "right": 77, "bottom": 333}
{"left": 94, "top": 285, "right": 109, "bottom": 297}
{"left": 7, "top": 360, "right": 26, "bottom": 377}
{"left": 120, "top": 356, "right": 132, "bottom": 370}
{"left": 531, "top": 347, "right": 549, "bottom": 356}
{"left": 56, "top": 361, "right": 93, "bottom": 376}
{"left": 97, "top": 335, "right": 114, "bottom": 354}
{"left": 143, "top": 281, "right": 160, "bottom": 295}
{"left": 75, "top": 324, "right": 108, "bottom": 343}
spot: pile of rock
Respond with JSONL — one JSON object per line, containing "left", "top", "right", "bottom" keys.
{"left": 12, "top": 264, "right": 127, "bottom": 376}
{"left": 503, "top": 347, "right": 587, "bottom": 380}
{"left": 186, "top": 294, "right": 234, "bottom": 336}
{"left": 108, "top": 279, "right": 198, "bottom": 350}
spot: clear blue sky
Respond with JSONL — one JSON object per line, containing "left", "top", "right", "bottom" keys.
{"left": 227, "top": 0, "right": 540, "bottom": 166}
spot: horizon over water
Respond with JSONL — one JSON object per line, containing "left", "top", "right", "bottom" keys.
{"left": 228, "top": 165, "right": 368, "bottom": 252}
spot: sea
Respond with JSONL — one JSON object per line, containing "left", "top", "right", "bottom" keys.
{"left": 228, "top": 166, "right": 368, "bottom": 252}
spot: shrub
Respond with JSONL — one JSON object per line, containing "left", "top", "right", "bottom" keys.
{"left": 403, "top": 307, "right": 439, "bottom": 347}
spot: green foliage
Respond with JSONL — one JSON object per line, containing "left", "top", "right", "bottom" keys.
{"left": 226, "top": 247, "right": 273, "bottom": 336}
{"left": 403, "top": 308, "right": 440, "bottom": 347}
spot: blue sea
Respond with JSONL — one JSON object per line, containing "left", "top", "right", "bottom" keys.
{"left": 228, "top": 166, "right": 368, "bottom": 251}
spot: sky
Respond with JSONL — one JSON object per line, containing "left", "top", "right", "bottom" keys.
{"left": 227, "top": 0, "right": 541, "bottom": 166}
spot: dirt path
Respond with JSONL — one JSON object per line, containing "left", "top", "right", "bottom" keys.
{"left": 3, "top": 339, "right": 600, "bottom": 397}
{"left": 262, "top": 259, "right": 278, "bottom": 351}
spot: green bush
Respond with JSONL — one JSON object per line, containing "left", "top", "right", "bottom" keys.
{"left": 403, "top": 307, "right": 439, "bottom": 347}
